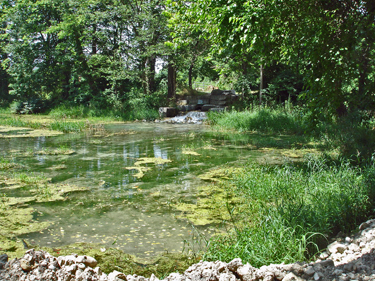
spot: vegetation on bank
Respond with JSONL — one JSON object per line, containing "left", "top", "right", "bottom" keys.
{"left": 201, "top": 157, "right": 375, "bottom": 267}
{"left": 1, "top": 105, "right": 375, "bottom": 277}
{"left": 0, "top": 0, "right": 374, "bottom": 278}
{"left": 199, "top": 107, "right": 375, "bottom": 267}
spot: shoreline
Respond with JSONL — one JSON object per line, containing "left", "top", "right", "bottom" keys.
{"left": 2, "top": 219, "right": 375, "bottom": 281}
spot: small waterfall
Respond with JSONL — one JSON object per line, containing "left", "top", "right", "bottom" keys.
{"left": 166, "top": 111, "right": 207, "bottom": 124}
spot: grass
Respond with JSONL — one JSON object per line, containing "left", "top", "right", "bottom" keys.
{"left": 208, "top": 106, "right": 308, "bottom": 134}
{"left": 203, "top": 105, "right": 375, "bottom": 266}
{"left": 0, "top": 103, "right": 160, "bottom": 133}
{"left": 48, "top": 104, "right": 159, "bottom": 121}
{"left": 202, "top": 156, "right": 375, "bottom": 267}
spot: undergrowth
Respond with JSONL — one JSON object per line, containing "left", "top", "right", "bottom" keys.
{"left": 203, "top": 156, "right": 375, "bottom": 267}
{"left": 208, "top": 106, "right": 307, "bottom": 134}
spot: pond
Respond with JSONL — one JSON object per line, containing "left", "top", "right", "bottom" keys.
{"left": 0, "top": 122, "right": 288, "bottom": 259}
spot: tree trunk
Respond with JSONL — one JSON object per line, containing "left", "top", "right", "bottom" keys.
{"left": 358, "top": 46, "right": 370, "bottom": 110}
{"left": 168, "top": 62, "right": 176, "bottom": 100}
{"left": 0, "top": 66, "right": 8, "bottom": 99}
{"left": 92, "top": 25, "right": 97, "bottom": 55}
{"left": 188, "top": 63, "right": 194, "bottom": 89}
{"left": 259, "top": 63, "right": 264, "bottom": 104}
{"left": 148, "top": 55, "right": 156, "bottom": 94}
{"left": 73, "top": 29, "right": 98, "bottom": 96}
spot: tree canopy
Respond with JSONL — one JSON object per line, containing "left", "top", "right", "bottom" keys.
{"left": 0, "top": 0, "right": 374, "bottom": 117}
{"left": 168, "top": 0, "right": 375, "bottom": 114}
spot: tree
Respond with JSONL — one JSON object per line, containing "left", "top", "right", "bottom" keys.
{"left": 167, "top": 0, "right": 375, "bottom": 115}
{"left": 1, "top": 0, "right": 171, "bottom": 108}
{"left": 0, "top": 1, "right": 10, "bottom": 103}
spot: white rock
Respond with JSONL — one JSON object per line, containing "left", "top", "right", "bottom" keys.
{"left": 166, "top": 272, "right": 185, "bottom": 281}
{"left": 345, "top": 237, "right": 352, "bottom": 243}
{"left": 237, "top": 264, "right": 256, "bottom": 281}
{"left": 227, "top": 258, "right": 242, "bottom": 272}
{"left": 108, "top": 270, "right": 127, "bottom": 280}
{"left": 218, "top": 271, "right": 237, "bottom": 281}
{"left": 327, "top": 241, "right": 347, "bottom": 254}
{"left": 282, "top": 272, "right": 305, "bottom": 281}
{"left": 149, "top": 273, "right": 160, "bottom": 281}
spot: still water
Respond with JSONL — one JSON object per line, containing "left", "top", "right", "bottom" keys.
{"left": 1, "top": 123, "right": 262, "bottom": 258}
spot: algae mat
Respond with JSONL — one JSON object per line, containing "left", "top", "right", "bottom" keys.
{"left": 0, "top": 122, "right": 321, "bottom": 260}
{"left": 0, "top": 126, "right": 63, "bottom": 138}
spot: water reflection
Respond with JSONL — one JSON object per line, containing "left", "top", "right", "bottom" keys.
{"left": 1, "top": 123, "right": 261, "bottom": 258}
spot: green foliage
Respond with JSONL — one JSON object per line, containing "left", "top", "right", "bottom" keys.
{"left": 1, "top": 0, "right": 172, "bottom": 108}
{"left": 10, "top": 98, "right": 46, "bottom": 114}
{"left": 317, "top": 112, "right": 375, "bottom": 162}
{"left": 49, "top": 105, "right": 89, "bottom": 119}
{"left": 168, "top": 0, "right": 375, "bottom": 115}
{"left": 204, "top": 156, "right": 375, "bottom": 266}
{"left": 48, "top": 121, "right": 86, "bottom": 133}
{"left": 208, "top": 106, "right": 307, "bottom": 134}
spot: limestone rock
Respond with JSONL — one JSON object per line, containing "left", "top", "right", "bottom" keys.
{"left": 108, "top": 270, "right": 127, "bottom": 280}
{"left": 327, "top": 241, "right": 347, "bottom": 254}
{"left": 0, "top": 254, "right": 8, "bottom": 270}
{"left": 283, "top": 272, "right": 305, "bottom": 281}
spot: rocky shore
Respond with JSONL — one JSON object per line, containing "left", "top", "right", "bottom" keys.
{"left": 2, "top": 219, "right": 375, "bottom": 281}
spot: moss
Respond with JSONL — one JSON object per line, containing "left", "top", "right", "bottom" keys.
{"left": 0, "top": 162, "right": 24, "bottom": 170}
{"left": 46, "top": 164, "right": 68, "bottom": 170}
{"left": 172, "top": 167, "right": 246, "bottom": 226}
{"left": 198, "top": 167, "right": 244, "bottom": 182}
{"left": 0, "top": 196, "right": 36, "bottom": 206}
{"left": 173, "top": 186, "right": 240, "bottom": 226}
{"left": 256, "top": 148, "right": 321, "bottom": 165}
{"left": 125, "top": 157, "right": 172, "bottom": 179}
{"left": 0, "top": 235, "right": 26, "bottom": 259}
{"left": 134, "top": 157, "right": 172, "bottom": 166}
{"left": 38, "top": 149, "right": 75, "bottom": 155}
{"left": 125, "top": 166, "right": 152, "bottom": 179}
{"left": 30, "top": 183, "right": 89, "bottom": 202}
{"left": 182, "top": 150, "right": 201, "bottom": 156}
{"left": 0, "top": 125, "right": 63, "bottom": 138}
{"left": 0, "top": 205, "right": 50, "bottom": 236}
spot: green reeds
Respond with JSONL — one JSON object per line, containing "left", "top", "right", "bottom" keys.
{"left": 203, "top": 156, "right": 375, "bottom": 267}
{"left": 208, "top": 107, "right": 307, "bottom": 134}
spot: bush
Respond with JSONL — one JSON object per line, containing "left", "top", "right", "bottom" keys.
{"left": 10, "top": 98, "right": 46, "bottom": 114}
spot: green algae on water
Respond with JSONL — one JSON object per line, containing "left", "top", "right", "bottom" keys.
{"left": 0, "top": 206, "right": 50, "bottom": 236}
{"left": 0, "top": 125, "right": 63, "bottom": 138}
{"left": 198, "top": 167, "right": 244, "bottom": 182}
{"left": 125, "top": 157, "right": 172, "bottom": 179}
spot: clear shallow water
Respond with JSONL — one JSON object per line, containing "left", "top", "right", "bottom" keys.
{"left": 1, "top": 123, "right": 262, "bottom": 258}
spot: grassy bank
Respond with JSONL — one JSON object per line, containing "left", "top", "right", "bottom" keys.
{"left": 202, "top": 106, "right": 375, "bottom": 266}
{"left": 0, "top": 103, "right": 160, "bottom": 133}
{"left": 202, "top": 157, "right": 375, "bottom": 266}
{"left": 207, "top": 106, "right": 308, "bottom": 134}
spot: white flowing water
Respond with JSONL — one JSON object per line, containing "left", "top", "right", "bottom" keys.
{"left": 166, "top": 111, "right": 207, "bottom": 124}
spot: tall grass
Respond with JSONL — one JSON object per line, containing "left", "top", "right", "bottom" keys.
{"left": 203, "top": 156, "right": 375, "bottom": 266}
{"left": 208, "top": 106, "right": 307, "bottom": 134}
{"left": 48, "top": 104, "right": 159, "bottom": 121}
{"left": 208, "top": 106, "right": 375, "bottom": 160}
{"left": 48, "top": 120, "right": 86, "bottom": 133}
